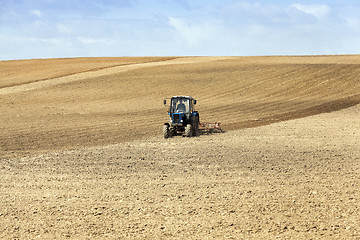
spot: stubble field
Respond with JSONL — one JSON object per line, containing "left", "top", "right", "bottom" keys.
{"left": 1, "top": 56, "right": 360, "bottom": 239}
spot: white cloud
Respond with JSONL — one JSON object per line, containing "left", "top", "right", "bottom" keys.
{"left": 1, "top": 0, "right": 360, "bottom": 59}
{"left": 29, "top": 9, "right": 42, "bottom": 18}
{"left": 168, "top": 17, "right": 219, "bottom": 47}
{"left": 345, "top": 17, "right": 360, "bottom": 29}
{"left": 291, "top": 3, "right": 330, "bottom": 19}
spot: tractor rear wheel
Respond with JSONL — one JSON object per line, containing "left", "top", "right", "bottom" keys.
{"left": 163, "top": 125, "right": 171, "bottom": 138}
{"left": 185, "top": 124, "right": 193, "bottom": 137}
{"left": 194, "top": 117, "right": 200, "bottom": 136}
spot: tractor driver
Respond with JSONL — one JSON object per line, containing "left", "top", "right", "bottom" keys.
{"left": 176, "top": 99, "right": 186, "bottom": 113}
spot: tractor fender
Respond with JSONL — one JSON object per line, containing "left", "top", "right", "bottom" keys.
{"left": 192, "top": 112, "right": 200, "bottom": 123}
{"left": 192, "top": 111, "right": 199, "bottom": 119}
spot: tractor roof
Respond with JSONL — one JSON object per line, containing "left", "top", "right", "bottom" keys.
{"left": 172, "top": 96, "right": 194, "bottom": 100}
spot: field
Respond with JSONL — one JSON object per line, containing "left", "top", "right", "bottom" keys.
{"left": 1, "top": 56, "right": 360, "bottom": 239}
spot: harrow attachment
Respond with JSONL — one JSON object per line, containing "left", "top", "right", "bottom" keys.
{"left": 199, "top": 122, "right": 224, "bottom": 133}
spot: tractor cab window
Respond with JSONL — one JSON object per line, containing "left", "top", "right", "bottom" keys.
{"left": 172, "top": 98, "right": 190, "bottom": 113}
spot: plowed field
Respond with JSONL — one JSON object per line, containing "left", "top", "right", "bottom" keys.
{"left": 1, "top": 56, "right": 360, "bottom": 239}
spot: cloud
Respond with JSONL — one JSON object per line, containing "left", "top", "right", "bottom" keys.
{"left": 1, "top": 0, "right": 360, "bottom": 59}
{"left": 345, "top": 17, "right": 360, "bottom": 29}
{"left": 168, "top": 17, "right": 220, "bottom": 47}
{"left": 207, "top": 1, "right": 360, "bottom": 55}
{"left": 1, "top": 0, "right": 133, "bottom": 21}
{"left": 160, "top": 0, "right": 192, "bottom": 10}
{"left": 291, "top": 3, "right": 330, "bottom": 19}
{"left": 29, "top": 9, "right": 42, "bottom": 18}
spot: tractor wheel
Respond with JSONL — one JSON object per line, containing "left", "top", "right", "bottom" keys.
{"left": 170, "top": 127, "right": 176, "bottom": 136}
{"left": 194, "top": 117, "right": 200, "bottom": 136}
{"left": 163, "top": 125, "right": 171, "bottom": 138}
{"left": 194, "top": 123, "right": 200, "bottom": 136}
{"left": 185, "top": 124, "right": 193, "bottom": 137}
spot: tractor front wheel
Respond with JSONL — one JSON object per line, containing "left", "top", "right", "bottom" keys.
{"left": 170, "top": 127, "right": 176, "bottom": 136}
{"left": 163, "top": 125, "right": 171, "bottom": 138}
{"left": 185, "top": 124, "right": 193, "bottom": 137}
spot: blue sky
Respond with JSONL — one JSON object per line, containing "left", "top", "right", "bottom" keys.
{"left": 1, "top": 0, "right": 360, "bottom": 60}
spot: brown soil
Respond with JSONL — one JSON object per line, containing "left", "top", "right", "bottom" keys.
{"left": 0, "top": 56, "right": 360, "bottom": 239}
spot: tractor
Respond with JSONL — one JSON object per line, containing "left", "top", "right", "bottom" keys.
{"left": 163, "top": 96, "right": 200, "bottom": 138}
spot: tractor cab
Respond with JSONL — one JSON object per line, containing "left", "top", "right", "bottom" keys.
{"left": 168, "top": 96, "right": 196, "bottom": 122}
{"left": 172, "top": 97, "right": 189, "bottom": 113}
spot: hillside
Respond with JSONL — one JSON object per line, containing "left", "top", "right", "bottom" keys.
{"left": 1, "top": 56, "right": 359, "bottom": 157}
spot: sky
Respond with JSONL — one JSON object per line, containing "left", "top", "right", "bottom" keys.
{"left": 1, "top": 0, "right": 360, "bottom": 60}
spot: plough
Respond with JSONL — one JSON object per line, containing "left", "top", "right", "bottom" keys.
{"left": 199, "top": 122, "right": 224, "bottom": 133}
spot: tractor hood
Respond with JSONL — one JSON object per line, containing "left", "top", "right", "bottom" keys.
{"left": 172, "top": 112, "right": 186, "bottom": 125}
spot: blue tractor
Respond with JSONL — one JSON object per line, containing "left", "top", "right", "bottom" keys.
{"left": 163, "top": 96, "right": 200, "bottom": 138}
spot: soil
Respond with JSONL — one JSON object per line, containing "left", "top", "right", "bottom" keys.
{"left": 0, "top": 56, "right": 360, "bottom": 239}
